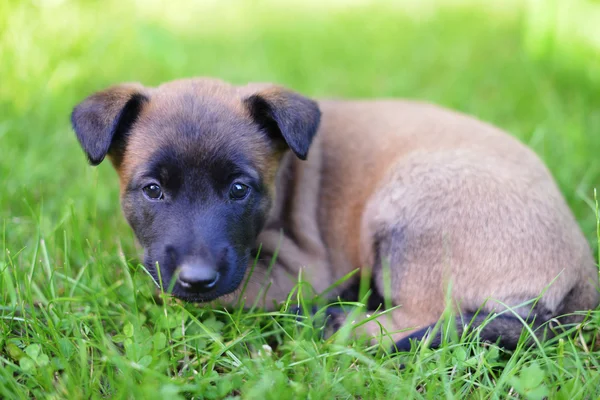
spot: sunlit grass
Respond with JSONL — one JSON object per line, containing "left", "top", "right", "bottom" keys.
{"left": 1, "top": 0, "right": 599, "bottom": 398}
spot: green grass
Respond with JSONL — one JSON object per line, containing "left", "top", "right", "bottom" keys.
{"left": 1, "top": 0, "right": 600, "bottom": 398}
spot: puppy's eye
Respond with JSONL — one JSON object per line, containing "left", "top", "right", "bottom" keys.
{"left": 142, "top": 184, "right": 164, "bottom": 200}
{"left": 229, "top": 182, "right": 250, "bottom": 200}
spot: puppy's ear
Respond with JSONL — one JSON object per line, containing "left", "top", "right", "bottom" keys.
{"left": 244, "top": 87, "right": 321, "bottom": 160}
{"left": 71, "top": 83, "right": 148, "bottom": 166}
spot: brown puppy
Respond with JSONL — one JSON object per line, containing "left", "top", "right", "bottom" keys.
{"left": 71, "top": 78, "right": 599, "bottom": 350}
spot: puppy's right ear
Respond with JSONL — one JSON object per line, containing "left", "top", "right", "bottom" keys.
{"left": 71, "top": 83, "right": 148, "bottom": 166}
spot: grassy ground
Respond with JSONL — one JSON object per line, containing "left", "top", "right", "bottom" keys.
{"left": 1, "top": 0, "right": 600, "bottom": 398}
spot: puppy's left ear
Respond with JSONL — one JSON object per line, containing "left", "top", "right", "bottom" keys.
{"left": 244, "top": 87, "right": 321, "bottom": 160}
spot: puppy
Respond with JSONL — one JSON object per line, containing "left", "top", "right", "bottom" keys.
{"left": 71, "top": 78, "right": 599, "bottom": 350}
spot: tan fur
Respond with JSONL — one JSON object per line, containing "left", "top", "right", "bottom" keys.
{"left": 222, "top": 98, "right": 599, "bottom": 342}
{"left": 75, "top": 78, "right": 599, "bottom": 345}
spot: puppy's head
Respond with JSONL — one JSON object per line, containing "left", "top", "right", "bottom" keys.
{"left": 71, "top": 78, "right": 321, "bottom": 302}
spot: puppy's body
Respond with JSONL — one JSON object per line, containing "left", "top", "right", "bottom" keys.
{"left": 71, "top": 78, "right": 599, "bottom": 349}
{"left": 251, "top": 99, "right": 598, "bottom": 345}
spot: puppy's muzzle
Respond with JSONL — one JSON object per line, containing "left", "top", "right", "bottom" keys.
{"left": 176, "top": 261, "right": 219, "bottom": 293}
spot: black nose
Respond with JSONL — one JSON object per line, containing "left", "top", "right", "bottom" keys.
{"left": 177, "top": 262, "right": 219, "bottom": 292}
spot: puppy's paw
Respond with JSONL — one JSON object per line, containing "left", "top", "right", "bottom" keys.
{"left": 287, "top": 305, "right": 349, "bottom": 338}
{"left": 287, "top": 305, "right": 318, "bottom": 324}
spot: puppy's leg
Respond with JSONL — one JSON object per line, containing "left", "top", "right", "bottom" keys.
{"left": 392, "top": 312, "right": 553, "bottom": 352}
{"left": 321, "top": 303, "right": 555, "bottom": 352}
{"left": 322, "top": 305, "right": 435, "bottom": 349}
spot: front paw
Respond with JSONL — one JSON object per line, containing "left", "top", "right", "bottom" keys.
{"left": 288, "top": 305, "right": 349, "bottom": 338}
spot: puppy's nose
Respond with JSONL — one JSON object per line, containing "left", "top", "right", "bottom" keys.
{"left": 177, "top": 262, "right": 219, "bottom": 292}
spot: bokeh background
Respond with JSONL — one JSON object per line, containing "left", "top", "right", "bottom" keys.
{"left": 1, "top": 0, "right": 599, "bottom": 254}
{"left": 1, "top": 0, "right": 599, "bottom": 397}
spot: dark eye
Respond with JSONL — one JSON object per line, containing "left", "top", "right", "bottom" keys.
{"left": 142, "top": 184, "right": 164, "bottom": 200}
{"left": 229, "top": 182, "right": 250, "bottom": 200}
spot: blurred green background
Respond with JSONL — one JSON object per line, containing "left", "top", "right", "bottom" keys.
{"left": 1, "top": 0, "right": 599, "bottom": 397}
{"left": 1, "top": 0, "right": 599, "bottom": 252}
